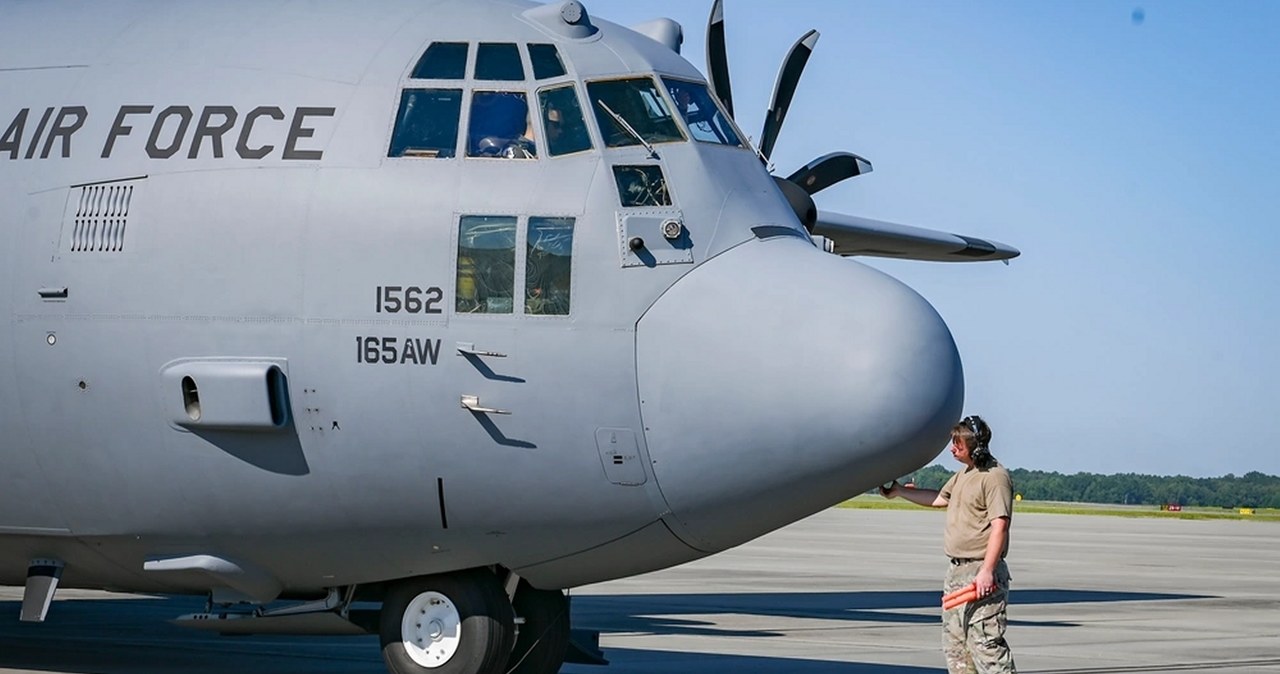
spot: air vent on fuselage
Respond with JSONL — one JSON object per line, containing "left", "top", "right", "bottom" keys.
{"left": 68, "top": 180, "right": 138, "bottom": 252}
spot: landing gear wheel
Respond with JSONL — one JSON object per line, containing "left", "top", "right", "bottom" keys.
{"left": 380, "top": 569, "right": 515, "bottom": 674}
{"left": 506, "top": 580, "right": 570, "bottom": 674}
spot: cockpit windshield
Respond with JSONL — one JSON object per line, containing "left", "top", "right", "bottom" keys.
{"left": 662, "top": 78, "right": 741, "bottom": 147}
{"left": 586, "top": 78, "right": 685, "bottom": 148}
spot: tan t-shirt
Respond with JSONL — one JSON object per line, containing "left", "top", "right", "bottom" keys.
{"left": 940, "top": 462, "right": 1013, "bottom": 559}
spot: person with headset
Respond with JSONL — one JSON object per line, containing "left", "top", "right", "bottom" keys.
{"left": 880, "top": 416, "right": 1017, "bottom": 674}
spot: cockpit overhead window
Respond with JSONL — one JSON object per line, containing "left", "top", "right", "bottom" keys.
{"left": 527, "top": 44, "right": 567, "bottom": 80}
{"left": 662, "top": 78, "right": 742, "bottom": 146}
{"left": 538, "top": 85, "right": 592, "bottom": 156}
{"left": 586, "top": 78, "right": 685, "bottom": 148}
{"left": 467, "top": 91, "right": 536, "bottom": 159}
{"left": 475, "top": 43, "right": 525, "bottom": 81}
{"left": 389, "top": 88, "right": 463, "bottom": 158}
{"left": 412, "top": 42, "right": 468, "bottom": 79}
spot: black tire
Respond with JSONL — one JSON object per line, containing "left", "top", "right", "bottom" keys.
{"left": 505, "top": 581, "right": 570, "bottom": 674}
{"left": 380, "top": 569, "right": 515, "bottom": 674}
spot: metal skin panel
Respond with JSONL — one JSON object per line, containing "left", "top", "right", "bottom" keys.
{"left": 2, "top": 191, "right": 69, "bottom": 536}
{"left": 637, "top": 236, "right": 965, "bottom": 553}
{"left": 0, "top": 0, "right": 974, "bottom": 605}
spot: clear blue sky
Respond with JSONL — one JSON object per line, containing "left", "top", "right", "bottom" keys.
{"left": 595, "top": 0, "right": 1280, "bottom": 478}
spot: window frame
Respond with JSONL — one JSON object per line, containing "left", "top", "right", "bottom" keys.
{"left": 535, "top": 83, "right": 595, "bottom": 158}
{"left": 473, "top": 42, "right": 527, "bottom": 82}
{"left": 410, "top": 41, "right": 470, "bottom": 80}
{"left": 659, "top": 76, "right": 747, "bottom": 148}
{"left": 527, "top": 43, "right": 568, "bottom": 80}
{"left": 387, "top": 87, "right": 465, "bottom": 159}
{"left": 584, "top": 76, "right": 688, "bottom": 149}
{"left": 463, "top": 90, "right": 538, "bottom": 160}
{"left": 454, "top": 214, "right": 520, "bottom": 315}
{"left": 451, "top": 213, "right": 578, "bottom": 319}
{"left": 524, "top": 216, "right": 576, "bottom": 317}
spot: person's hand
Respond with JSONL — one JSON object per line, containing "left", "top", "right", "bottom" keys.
{"left": 975, "top": 567, "right": 996, "bottom": 599}
{"left": 878, "top": 480, "right": 899, "bottom": 499}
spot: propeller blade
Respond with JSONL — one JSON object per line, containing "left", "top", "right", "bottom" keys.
{"left": 759, "top": 29, "right": 819, "bottom": 161}
{"left": 786, "top": 152, "right": 874, "bottom": 195}
{"left": 773, "top": 176, "right": 817, "bottom": 232}
{"left": 705, "top": 0, "right": 734, "bottom": 119}
{"left": 813, "top": 210, "right": 1021, "bottom": 262}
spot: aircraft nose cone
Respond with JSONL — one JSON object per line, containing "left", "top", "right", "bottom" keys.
{"left": 636, "top": 236, "right": 963, "bottom": 553}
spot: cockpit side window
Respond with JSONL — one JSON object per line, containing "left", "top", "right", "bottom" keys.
{"left": 412, "top": 42, "right": 469, "bottom": 79}
{"left": 475, "top": 43, "right": 525, "bottom": 81}
{"left": 526, "top": 217, "right": 574, "bottom": 315}
{"left": 467, "top": 91, "right": 536, "bottom": 159}
{"left": 389, "top": 89, "right": 463, "bottom": 158}
{"left": 538, "top": 86, "right": 592, "bottom": 157}
{"left": 586, "top": 78, "right": 685, "bottom": 148}
{"left": 527, "top": 44, "right": 567, "bottom": 80}
{"left": 457, "top": 215, "right": 517, "bottom": 314}
{"left": 662, "top": 78, "right": 742, "bottom": 146}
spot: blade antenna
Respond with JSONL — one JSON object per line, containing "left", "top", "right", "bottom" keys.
{"left": 759, "top": 29, "right": 819, "bottom": 162}
{"left": 705, "top": 0, "right": 734, "bottom": 119}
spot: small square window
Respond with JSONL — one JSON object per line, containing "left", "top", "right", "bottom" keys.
{"left": 613, "top": 165, "right": 671, "bottom": 207}
{"left": 475, "top": 43, "right": 525, "bottom": 81}
{"left": 412, "top": 42, "right": 468, "bottom": 79}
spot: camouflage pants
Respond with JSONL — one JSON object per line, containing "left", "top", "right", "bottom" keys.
{"left": 942, "top": 559, "right": 1016, "bottom": 674}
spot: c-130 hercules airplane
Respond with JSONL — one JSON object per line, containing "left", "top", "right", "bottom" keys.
{"left": 0, "top": 0, "right": 1018, "bottom": 673}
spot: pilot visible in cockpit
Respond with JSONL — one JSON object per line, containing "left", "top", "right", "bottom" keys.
{"left": 468, "top": 91, "right": 536, "bottom": 159}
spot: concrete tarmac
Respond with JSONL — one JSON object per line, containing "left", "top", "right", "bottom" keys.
{"left": 1, "top": 508, "right": 1277, "bottom": 673}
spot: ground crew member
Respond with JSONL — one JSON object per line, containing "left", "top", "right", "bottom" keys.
{"left": 880, "top": 415, "right": 1017, "bottom": 673}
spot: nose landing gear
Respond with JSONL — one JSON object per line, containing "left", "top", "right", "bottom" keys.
{"left": 379, "top": 569, "right": 513, "bottom": 674}
{"left": 378, "top": 569, "right": 573, "bottom": 674}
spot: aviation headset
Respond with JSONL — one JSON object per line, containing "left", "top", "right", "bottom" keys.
{"left": 962, "top": 415, "right": 994, "bottom": 466}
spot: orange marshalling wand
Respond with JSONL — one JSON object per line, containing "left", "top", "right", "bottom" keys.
{"left": 942, "top": 582, "right": 977, "bottom": 611}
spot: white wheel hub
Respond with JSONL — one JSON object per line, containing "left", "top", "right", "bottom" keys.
{"left": 401, "top": 591, "right": 462, "bottom": 668}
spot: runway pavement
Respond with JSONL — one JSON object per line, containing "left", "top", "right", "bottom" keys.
{"left": 1, "top": 508, "right": 1277, "bottom": 673}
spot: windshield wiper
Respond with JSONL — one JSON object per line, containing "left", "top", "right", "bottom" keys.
{"left": 596, "top": 100, "right": 658, "bottom": 159}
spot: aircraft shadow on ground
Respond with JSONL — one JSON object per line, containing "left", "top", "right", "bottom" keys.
{"left": 569, "top": 589, "right": 1214, "bottom": 636}
{"left": 0, "top": 595, "right": 939, "bottom": 674}
{"left": 0, "top": 588, "right": 1213, "bottom": 674}
{"left": 561, "top": 649, "right": 942, "bottom": 674}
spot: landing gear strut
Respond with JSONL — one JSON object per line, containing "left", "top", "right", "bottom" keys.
{"left": 507, "top": 580, "right": 571, "bottom": 674}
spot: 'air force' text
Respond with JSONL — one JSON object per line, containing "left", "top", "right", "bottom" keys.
{"left": 0, "top": 105, "right": 336, "bottom": 161}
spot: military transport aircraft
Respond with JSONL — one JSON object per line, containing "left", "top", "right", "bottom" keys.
{"left": 0, "top": 1, "right": 1017, "bottom": 673}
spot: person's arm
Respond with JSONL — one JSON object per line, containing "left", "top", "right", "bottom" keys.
{"left": 974, "top": 516, "right": 1009, "bottom": 597}
{"left": 879, "top": 480, "right": 948, "bottom": 508}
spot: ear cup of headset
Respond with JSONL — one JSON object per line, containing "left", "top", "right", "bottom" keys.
{"left": 964, "top": 415, "right": 993, "bottom": 465}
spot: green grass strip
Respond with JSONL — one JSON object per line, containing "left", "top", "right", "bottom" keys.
{"left": 838, "top": 494, "right": 1280, "bottom": 522}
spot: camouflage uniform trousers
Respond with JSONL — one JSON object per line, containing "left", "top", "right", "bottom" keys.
{"left": 942, "top": 559, "right": 1017, "bottom": 674}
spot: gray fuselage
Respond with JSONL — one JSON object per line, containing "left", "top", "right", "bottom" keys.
{"left": 0, "top": 0, "right": 963, "bottom": 599}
